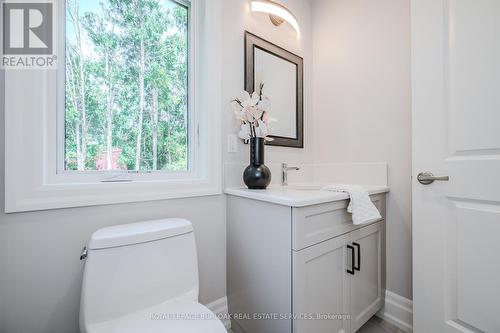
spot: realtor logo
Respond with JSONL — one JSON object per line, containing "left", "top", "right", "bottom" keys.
{"left": 2, "top": 1, "right": 56, "bottom": 68}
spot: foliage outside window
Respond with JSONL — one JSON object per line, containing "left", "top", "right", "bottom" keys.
{"left": 65, "top": 0, "right": 189, "bottom": 173}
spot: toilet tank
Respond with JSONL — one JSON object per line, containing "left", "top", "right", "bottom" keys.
{"left": 80, "top": 219, "right": 199, "bottom": 330}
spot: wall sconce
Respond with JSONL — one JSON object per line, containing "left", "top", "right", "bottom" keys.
{"left": 250, "top": 0, "right": 301, "bottom": 39}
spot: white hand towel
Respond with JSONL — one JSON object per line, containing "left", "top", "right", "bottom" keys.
{"left": 321, "top": 184, "right": 382, "bottom": 225}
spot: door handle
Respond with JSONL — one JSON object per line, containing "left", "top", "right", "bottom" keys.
{"left": 353, "top": 242, "right": 361, "bottom": 271}
{"left": 347, "top": 245, "right": 355, "bottom": 275}
{"left": 417, "top": 172, "right": 450, "bottom": 185}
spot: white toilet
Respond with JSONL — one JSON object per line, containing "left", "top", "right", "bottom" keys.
{"left": 79, "top": 218, "right": 227, "bottom": 333}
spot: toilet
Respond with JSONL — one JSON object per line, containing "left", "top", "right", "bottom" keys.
{"left": 79, "top": 218, "right": 227, "bottom": 333}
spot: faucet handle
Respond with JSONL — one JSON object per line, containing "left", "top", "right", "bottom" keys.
{"left": 281, "top": 163, "right": 301, "bottom": 186}
{"left": 283, "top": 163, "right": 300, "bottom": 171}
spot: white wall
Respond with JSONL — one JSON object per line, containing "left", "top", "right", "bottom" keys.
{"left": 222, "top": 0, "right": 314, "bottom": 183}
{"left": 311, "top": 0, "right": 412, "bottom": 299}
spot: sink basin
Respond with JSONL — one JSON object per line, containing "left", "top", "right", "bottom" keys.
{"left": 284, "top": 184, "right": 325, "bottom": 191}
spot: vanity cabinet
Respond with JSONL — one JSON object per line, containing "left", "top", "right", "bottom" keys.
{"left": 226, "top": 190, "right": 386, "bottom": 333}
{"left": 293, "top": 232, "right": 350, "bottom": 333}
{"left": 349, "top": 224, "right": 383, "bottom": 332}
{"left": 293, "top": 222, "right": 382, "bottom": 333}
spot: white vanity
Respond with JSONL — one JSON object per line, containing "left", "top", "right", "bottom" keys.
{"left": 226, "top": 184, "right": 388, "bottom": 333}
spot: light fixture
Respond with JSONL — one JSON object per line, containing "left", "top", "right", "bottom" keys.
{"left": 251, "top": 0, "right": 301, "bottom": 39}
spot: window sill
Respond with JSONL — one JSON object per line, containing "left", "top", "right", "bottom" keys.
{"left": 5, "top": 179, "right": 222, "bottom": 213}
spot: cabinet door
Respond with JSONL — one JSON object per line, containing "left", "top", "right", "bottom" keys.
{"left": 293, "top": 234, "right": 350, "bottom": 333}
{"left": 349, "top": 222, "right": 382, "bottom": 332}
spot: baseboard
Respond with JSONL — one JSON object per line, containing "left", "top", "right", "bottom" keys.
{"left": 377, "top": 290, "right": 413, "bottom": 332}
{"left": 206, "top": 296, "right": 231, "bottom": 330}
{"left": 208, "top": 292, "right": 411, "bottom": 333}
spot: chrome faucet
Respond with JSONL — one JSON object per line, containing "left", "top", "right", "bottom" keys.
{"left": 281, "top": 163, "right": 301, "bottom": 186}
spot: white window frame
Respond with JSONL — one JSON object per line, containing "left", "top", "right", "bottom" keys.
{"left": 57, "top": 0, "right": 197, "bottom": 183}
{"left": 4, "top": 0, "right": 222, "bottom": 213}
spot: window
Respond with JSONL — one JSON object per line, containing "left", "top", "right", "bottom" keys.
{"left": 4, "top": 0, "right": 222, "bottom": 213}
{"left": 64, "top": 0, "right": 190, "bottom": 173}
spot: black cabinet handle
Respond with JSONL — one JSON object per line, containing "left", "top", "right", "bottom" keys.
{"left": 353, "top": 242, "right": 361, "bottom": 271}
{"left": 347, "top": 245, "right": 355, "bottom": 275}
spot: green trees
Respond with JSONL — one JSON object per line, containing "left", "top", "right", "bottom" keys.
{"left": 65, "top": 0, "right": 189, "bottom": 172}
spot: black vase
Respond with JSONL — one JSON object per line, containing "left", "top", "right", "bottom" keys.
{"left": 243, "top": 137, "right": 272, "bottom": 190}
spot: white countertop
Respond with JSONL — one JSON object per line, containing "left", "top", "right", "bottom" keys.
{"left": 225, "top": 184, "right": 390, "bottom": 207}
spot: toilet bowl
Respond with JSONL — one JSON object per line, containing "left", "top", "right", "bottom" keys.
{"left": 79, "top": 218, "right": 226, "bottom": 333}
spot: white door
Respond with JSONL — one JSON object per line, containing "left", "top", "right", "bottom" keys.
{"left": 349, "top": 223, "right": 382, "bottom": 333}
{"left": 293, "top": 235, "right": 350, "bottom": 333}
{"left": 412, "top": 1, "right": 500, "bottom": 332}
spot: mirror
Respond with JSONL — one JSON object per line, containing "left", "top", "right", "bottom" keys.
{"left": 245, "top": 32, "right": 304, "bottom": 148}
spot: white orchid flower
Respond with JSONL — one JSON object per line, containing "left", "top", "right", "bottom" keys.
{"left": 240, "top": 91, "right": 260, "bottom": 108}
{"left": 254, "top": 127, "right": 264, "bottom": 138}
{"left": 256, "top": 119, "right": 270, "bottom": 138}
{"left": 232, "top": 89, "right": 274, "bottom": 140}
{"left": 244, "top": 106, "right": 264, "bottom": 123}
{"left": 257, "top": 95, "right": 271, "bottom": 112}
{"left": 238, "top": 123, "right": 251, "bottom": 140}
{"left": 239, "top": 91, "right": 251, "bottom": 101}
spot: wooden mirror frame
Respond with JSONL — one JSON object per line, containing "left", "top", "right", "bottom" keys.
{"left": 245, "top": 31, "right": 304, "bottom": 148}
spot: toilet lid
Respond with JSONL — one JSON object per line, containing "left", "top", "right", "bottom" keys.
{"left": 85, "top": 298, "right": 227, "bottom": 333}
